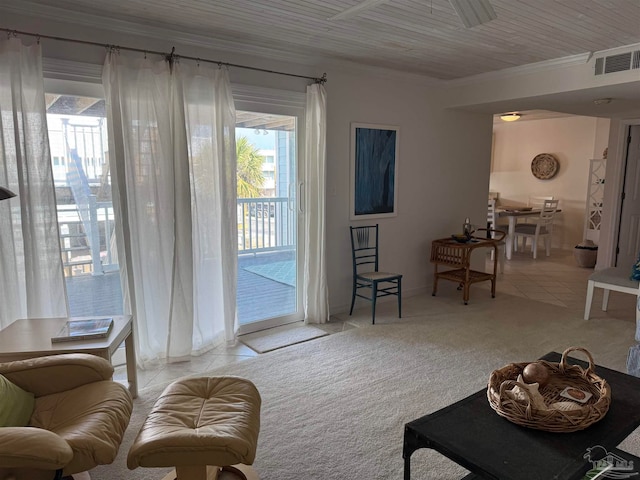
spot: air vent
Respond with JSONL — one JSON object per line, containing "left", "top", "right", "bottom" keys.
{"left": 594, "top": 50, "right": 640, "bottom": 75}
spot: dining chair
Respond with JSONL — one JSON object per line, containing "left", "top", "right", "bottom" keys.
{"left": 515, "top": 195, "right": 555, "bottom": 227}
{"left": 513, "top": 199, "right": 559, "bottom": 259}
{"left": 349, "top": 224, "right": 402, "bottom": 324}
{"left": 487, "top": 199, "right": 506, "bottom": 273}
{"left": 528, "top": 195, "right": 555, "bottom": 208}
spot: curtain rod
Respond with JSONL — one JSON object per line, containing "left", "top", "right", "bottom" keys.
{"left": 1, "top": 27, "right": 327, "bottom": 84}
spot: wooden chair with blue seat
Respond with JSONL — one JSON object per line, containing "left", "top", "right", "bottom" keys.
{"left": 349, "top": 224, "right": 402, "bottom": 324}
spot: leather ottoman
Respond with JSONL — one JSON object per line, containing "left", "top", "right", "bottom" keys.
{"left": 128, "top": 376, "right": 261, "bottom": 480}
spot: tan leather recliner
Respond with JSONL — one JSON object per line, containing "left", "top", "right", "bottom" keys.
{"left": 0, "top": 353, "right": 133, "bottom": 480}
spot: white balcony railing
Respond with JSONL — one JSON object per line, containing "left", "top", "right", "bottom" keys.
{"left": 58, "top": 200, "right": 117, "bottom": 277}
{"left": 237, "top": 197, "right": 296, "bottom": 254}
{"left": 58, "top": 197, "right": 295, "bottom": 276}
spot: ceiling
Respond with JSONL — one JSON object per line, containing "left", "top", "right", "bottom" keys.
{"left": 4, "top": 0, "right": 640, "bottom": 118}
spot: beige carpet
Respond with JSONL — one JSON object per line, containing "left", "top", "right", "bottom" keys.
{"left": 91, "top": 291, "right": 640, "bottom": 480}
{"left": 239, "top": 323, "right": 329, "bottom": 353}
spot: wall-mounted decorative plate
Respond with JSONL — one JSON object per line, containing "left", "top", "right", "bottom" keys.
{"left": 531, "top": 153, "right": 559, "bottom": 180}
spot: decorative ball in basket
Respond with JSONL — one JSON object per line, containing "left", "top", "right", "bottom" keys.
{"left": 487, "top": 347, "right": 611, "bottom": 432}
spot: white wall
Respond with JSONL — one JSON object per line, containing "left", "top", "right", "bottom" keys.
{"left": 490, "top": 116, "right": 610, "bottom": 249}
{"left": 325, "top": 71, "right": 493, "bottom": 311}
{"left": 3, "top": 13, "right": 494, "bottom": 315}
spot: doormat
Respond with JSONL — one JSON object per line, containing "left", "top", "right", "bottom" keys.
{"left": 243, "top": 261, "right": 296, "bottom": 287}
{"left": 239, "top": 324, "right": 328, "bottom": 354}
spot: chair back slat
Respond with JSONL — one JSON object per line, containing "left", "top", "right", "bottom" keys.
{"left": 528, "top": 195, "right": 555, "bottom": 209}
{"left": 350, "top": 224, "right": 380, "bottom": 274}
{"left": 487, "top": 199, "right": 507, "bottom": 240}
{"left": 539, "top": 199, "right": 559, "bottom": 227}
{"left": 487, "top": 199, "right": 497, "bottom": 227}
{"left": 355, "top": 227, "right": 370, "bottom": 248}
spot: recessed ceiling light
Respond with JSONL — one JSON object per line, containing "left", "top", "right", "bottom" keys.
{"left": 500, "top": 113, "right": 521, "bottom": 122}
{"left": 593, "top": 98, "right": 612, "bottom": 105}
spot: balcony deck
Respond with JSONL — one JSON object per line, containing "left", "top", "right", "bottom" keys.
{"left": 66, "top": 250, "right": 296, "bottom": 325}
{"left": 237, "top": 250, "right": 297, "bottom": 323}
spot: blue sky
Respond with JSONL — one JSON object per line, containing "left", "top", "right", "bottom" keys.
{"left": 237, "top": 127, "right": 275, "bottom": 151}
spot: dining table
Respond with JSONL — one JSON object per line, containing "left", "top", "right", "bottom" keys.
{"left": 497, "top": 206, "right": 562, "bottom": 260}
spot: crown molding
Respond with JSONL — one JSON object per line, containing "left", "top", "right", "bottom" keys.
{"left": 591, "top": 42, "right": 640, "bottom": 58}
{"left": 446, "top": 53, "right": 592, "bottom": 87}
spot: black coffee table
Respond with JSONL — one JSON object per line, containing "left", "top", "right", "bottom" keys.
{"left": 403, "top": 352, "right": 640, "bottom": 480}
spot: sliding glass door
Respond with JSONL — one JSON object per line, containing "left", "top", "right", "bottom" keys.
{"left": 234, "top": 102, "right": 304, "bottom": 334}
{"left": 44, "top": 81, "right": 305, "bottom": 334}
{"left": 45, "top": 84, "right": 123, "bottom": 318}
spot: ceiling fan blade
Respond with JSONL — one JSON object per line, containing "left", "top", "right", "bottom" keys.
{"left": 328, "top": 0, "right": 391, "bottom": 21}
{"left": 448, "top": 0, "right": 497, "bottom": 28}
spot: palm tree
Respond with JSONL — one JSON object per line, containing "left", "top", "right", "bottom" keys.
{"left": 236, "top": 136, "right": 265, "bottom": 198}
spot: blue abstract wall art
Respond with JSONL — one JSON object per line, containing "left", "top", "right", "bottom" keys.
{"left": 350, "top": 123, "right": 399, "bottom": 219}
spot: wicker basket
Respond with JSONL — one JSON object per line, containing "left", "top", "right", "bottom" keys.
{"left": 487, "top": 347, "right": 611, "bottom": 432}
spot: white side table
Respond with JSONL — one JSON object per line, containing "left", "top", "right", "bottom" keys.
{"left": 0, "top": 315, "right": 137, "bottom": 398}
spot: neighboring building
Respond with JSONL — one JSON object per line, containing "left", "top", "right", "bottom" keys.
{"left": 260, "top": 149, "right": 276, "bottom": 197}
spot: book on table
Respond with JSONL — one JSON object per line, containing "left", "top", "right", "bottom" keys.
{"left": 51, "top": 318, "right": 114, "bottom": 343}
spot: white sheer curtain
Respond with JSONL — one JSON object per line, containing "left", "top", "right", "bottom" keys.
{"left": 103, "top": 52, "right": 237, "bottom": 365}
{"left": 180, "top": 62, "right": 238, "bottom": 346}
{"left": 303, "top": 82, "right": 329, "bottom": 324}
{"left": 0, "top": 38, "right": 68, "bottom": 328}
